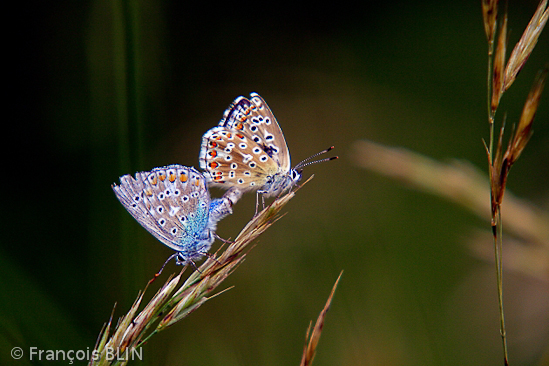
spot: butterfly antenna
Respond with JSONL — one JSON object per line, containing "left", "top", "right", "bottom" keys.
{"left": 294, "top": 146, "right": 338, "bottom": 170}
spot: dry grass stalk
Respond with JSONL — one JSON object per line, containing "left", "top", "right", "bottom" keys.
{"left": 89, "top": 181, "right": 308, "bottom": 366}
{"left": 484, "top": 2, "right": 547, "bottom": 363}
{"left": 503, "top": 0, "right": 548, "bottom": 91}
{"left": 300, "top": 271, "right": 343, "bottom": 366}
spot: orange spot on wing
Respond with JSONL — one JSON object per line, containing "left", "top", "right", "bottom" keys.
{"left": 209, "top": 150, "right": 217, "bottom": 158}
{"left": 209, "top": 162, "right": 219, "bottom": 169}
{"left": 168, "top": 172, "right": 176, "bottom": 182}
{"left": 179, "top": 173, "right": 188, "bottom": 183}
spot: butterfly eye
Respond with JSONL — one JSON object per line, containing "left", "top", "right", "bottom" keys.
{"left": 292, "top": 170, "right": 302, "bottom": 182}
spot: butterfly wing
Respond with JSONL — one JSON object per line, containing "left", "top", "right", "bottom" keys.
{"left": 199, "top": 93, "right": 292, "bottom": 192}
{"left": 112, "top": 165, "right": 211, "bottom": 252}
{"left": 220, "top": 93, "right": 291, "bottom": 171}
{"left": 199, "top": 126, "right": 280, "bottom": 191}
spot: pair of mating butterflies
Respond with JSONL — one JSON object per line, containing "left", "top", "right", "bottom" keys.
{"left": 112, "top": 93, "right": 336, "bottom": 267}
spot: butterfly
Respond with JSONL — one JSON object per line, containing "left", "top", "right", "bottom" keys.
{"left": 199, "top": 93, "right": 336, "bottom": 210}
{"left": 112, "top": 164, "right": 241, "bottom": 267}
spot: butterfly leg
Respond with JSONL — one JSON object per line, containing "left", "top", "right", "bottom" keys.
{"left": 214, "top": 232, "right": 234, "bottom": 244}
{"left": 254, "top": 190, "right": 266, "bottom": 216}
{"left": 149, "top": 252, "right": 181, "bottom": 284}
{"left": 204, "top": 251, "right": 223, "bottom": 267}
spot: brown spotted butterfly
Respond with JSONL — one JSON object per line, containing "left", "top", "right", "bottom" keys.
{"left": 199, "top": 93, "right": 336, "bottom": 210}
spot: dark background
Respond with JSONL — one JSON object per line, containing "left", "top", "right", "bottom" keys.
{"left": 3, "top": 1, "right": 548, "bottom": 365}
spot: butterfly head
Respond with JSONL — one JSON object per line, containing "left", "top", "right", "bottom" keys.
{"left": 261, "top": 146, "right": 337, "bottom": 197}
{"left": 269, "top": 168, "right": 303, "bottom": 196}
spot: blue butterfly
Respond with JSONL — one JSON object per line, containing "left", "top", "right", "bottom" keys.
{"left": 112, "top": 164, "right": 241, "bottom": 266}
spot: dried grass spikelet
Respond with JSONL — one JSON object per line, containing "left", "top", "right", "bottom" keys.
{"left": 506, "top": 66, "right": 548, "bottom": 165}
{"left": 491, "top": 10, "right": 508, "bottom": 115}
{"left": 89, "top": 181, "right": 308, "bottom": 366}
{"left": 489, "top": 67, "right": 547, "bottom": 210}
{"left": 89, "top": 273, "right": 183, "bottom": 366}
{"left": 503, "top": 0, "right": 548, "bottom": 91}
{"left": 482, "top": 0, "right": 500, "bottom": 46}
{"left": 351, "top": 140, "right": 549, "bottom": 281}
{"left": 300, "top": 271, "right": 342, "bottom": 366}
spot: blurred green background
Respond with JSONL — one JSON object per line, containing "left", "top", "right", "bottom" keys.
{"left": 3, "top": 0, "right": 548, "bottom": 365}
